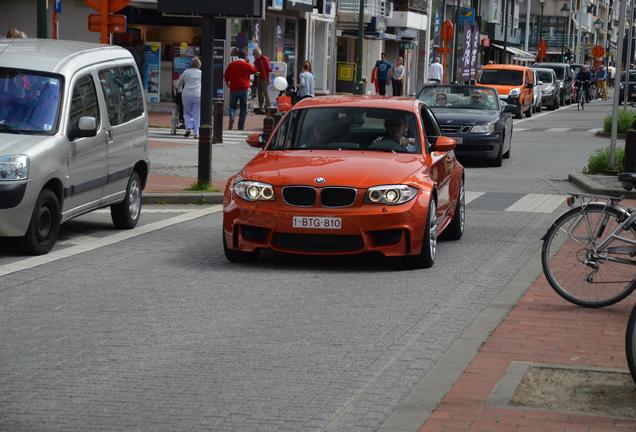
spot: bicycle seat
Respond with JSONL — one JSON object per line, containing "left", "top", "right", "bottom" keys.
{"left": 619, "top": 172, "right": 636, "bottom": 190}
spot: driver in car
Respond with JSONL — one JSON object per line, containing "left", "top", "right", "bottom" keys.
{"left": 369, "top": 116, "right": 415, "bottom": 152}
{"left": 469, "top": 89, "right": 486, "bottom": 108}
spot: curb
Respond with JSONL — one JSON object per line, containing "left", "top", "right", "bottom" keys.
{"left": 568, "top": 172, "right": 636, "bottom": 198}
{"left": 142, "top": 192, "right": 224, "bottom": 205}
{"left": 595, "top": 130, "right": 626, "bottom": 139}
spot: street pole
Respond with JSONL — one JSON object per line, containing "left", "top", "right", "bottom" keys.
{"left": 561, "top": 15, "right": 567, "bottom": 61}
{"left": 504, "top": 0, "right": 510, "bottom": 58}
{"left": 610, "top": 0, "right": 628, "bottom": 171}
{"left": 525, "top": 0, "right": 532, "bottom": 52}
{"left": 567, "top": 7, "right": 572, "bottom": 59}
{"left": 354, "top": 0, "right": 365, "bottom": 95}
{"left": 624, "top": 0, "right": 635, "bottom": 108}
{"left": 197, "top": 15, "right": 214, "bottom": 184}
{"left": 576, "top": 0, "right": 585, "bottom": 64}
{"left": 37, "top": 0, "right": 48, "bottom": 38}
{"left": 424, "top": 0, "right": 434, "bottom": 89}
{"left": 539, "top": 2, "right": 545, "bottom": 41}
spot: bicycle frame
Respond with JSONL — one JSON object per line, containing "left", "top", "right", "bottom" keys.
{"left": 566, "top": 194, "right": 636, "bottom": 266}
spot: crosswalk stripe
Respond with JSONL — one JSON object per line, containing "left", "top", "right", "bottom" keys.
{"left": 465, "top": 191, "right": 485, "bottom": 204}
{"left": 504, "top": 193, "right": 567, "bottom": 213}
{"left": 587, "top": 128, "right": 598, "bottom": 133}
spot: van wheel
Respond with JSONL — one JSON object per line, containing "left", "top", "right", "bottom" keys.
{"left": 111, "top": 171, "right": 142, "bottom": 229}
{"left": 21, "top": 189, "right": 61, "bottom": 255}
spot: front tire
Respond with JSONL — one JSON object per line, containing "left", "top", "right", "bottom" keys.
{"left": 111, "top": 171, "right": 142, "bottom": 229}
{"left": 626, "top": 305, "right": 636, "bottom": 385}
{"left": 20, "top": 188, "right": 61, "bottom": 255}
{"left": 403, "top": 198, "right": 437, "bottom": 269}
{"left": 440, "top": 179, "right": 464, "bottom": 241}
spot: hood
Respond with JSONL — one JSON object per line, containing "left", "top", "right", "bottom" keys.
{"left": 239, "top": 151, "right": 425, "bottom": 188}
{"left": 432, "top": 108, "right": 500, "bottom": 126}
{"left": 0, "top": 133, "right": 50, "bottom": 156}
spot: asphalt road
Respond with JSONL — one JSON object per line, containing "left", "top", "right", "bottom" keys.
{"left": 0, "top": 99, "right": 616, "bottom": 432}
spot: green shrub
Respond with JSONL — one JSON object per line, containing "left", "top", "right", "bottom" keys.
{"left": 584, "top": 145, "right": 625, "bottom": 174}
{"left": 603, "top": 110, "right": 636, "bottom": 133}
{"left": 185, "top": 181, "right": 219, "bottom": 192}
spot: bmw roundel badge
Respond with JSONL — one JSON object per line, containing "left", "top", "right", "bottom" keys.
{"left": 315, "top": 177, "right": 326, "bottom": 184}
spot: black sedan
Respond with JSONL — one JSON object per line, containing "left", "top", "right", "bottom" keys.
{"left": 417, "top": 85, "right": 515, "bottom": 167}
{"left": 619, "top": 71, "right": 636, "bottom": 104}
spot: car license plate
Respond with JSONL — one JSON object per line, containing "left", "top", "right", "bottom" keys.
{"left": 292, "top": 216, "right": 342, "bottom": 229}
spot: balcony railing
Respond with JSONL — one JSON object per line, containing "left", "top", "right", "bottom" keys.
{"left": 338, "top": 0, "right": 394, "bottom": 18}
{"left": 520, "top": 33, "right": 578, "bottom": 49}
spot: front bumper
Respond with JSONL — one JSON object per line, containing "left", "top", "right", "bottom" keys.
{"left": 445, "top": 132, "right": 502, "bottom": 158}
{"left": 0, "top": 180, "right": 34, "bottom": 236}
{"left": 223, "top": 191, "right": 431, "bottom": 257}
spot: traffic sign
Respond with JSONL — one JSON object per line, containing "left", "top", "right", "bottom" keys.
{"left": 84, "top": 0, "right": 129, "bottom": 12}
{"left": 441, "top": 21, "right": 454, "bottom": 43}
{"left": 88, "top": 13, "right": 127, "bottom": 33}
{"left": 592, "top": 45, "right": 605, "bottom": 58}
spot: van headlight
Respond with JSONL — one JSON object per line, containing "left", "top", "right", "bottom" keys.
{"left": 365, "top": 185, "right": 418, "bottom": 205}
{"left": 471, "top": 124, "right": 495, "bottom": 133}
{"left": 509, "top": 88, "right": 521, "bottom": 97}
{"left": 234, "top": 181, "right": 275, "bottom": 201}
{"left": 0, "top": 155, "right": 29, "bottom": 181}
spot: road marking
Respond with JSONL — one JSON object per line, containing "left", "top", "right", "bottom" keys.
{"left": 56, "top": 234, "right": 101, "bottom": 246}
{"left": 544, "top": 127, "right": 571, "bottom": 132}
{"left": 505, "top": 193, "right": 567, "bottom": 213}
{"left": 587, "top": 128, "right": 599, "bottom": 133}
{"left": 515, "top": 128, "right": 530, "bottom": 132}
{"left": 0, "top": 206, "right": 222, "bottom": 278}
{"left": 465, "top": 191, "right": 485, "bottom": 204}
{"left": 514, "top": 101, "right": 578, "bottom": 125}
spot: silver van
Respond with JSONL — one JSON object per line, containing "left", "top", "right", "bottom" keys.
{"left": 0, "top": 39, "right": 149, "bottom": 254}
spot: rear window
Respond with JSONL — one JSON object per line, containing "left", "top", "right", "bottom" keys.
{"left": 98, "top": 65, "right": 144, "bottom": 126}
{"left": 478, "top": 69, "right": 523, "bottom": 86}
{"left": 536, "top": 70, "right": 553, "bottom": 82}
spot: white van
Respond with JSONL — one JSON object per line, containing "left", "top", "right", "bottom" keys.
{"left": 0, "top": 39, "right": 149, "bottom": 254}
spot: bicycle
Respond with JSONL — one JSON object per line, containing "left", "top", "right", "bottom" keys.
{"left": 541, "top": 189, "right": 636, "bottom": 308}
{"left": 575, "top": 80, "right": 589, "bottom": 110}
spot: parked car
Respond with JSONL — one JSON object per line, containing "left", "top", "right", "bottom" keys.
{"left": 223, "top": 97, "right": 465, "bottom": 268}
{"left": 619, "top": 70, "right": 636, "bottom": 105}
{"left": 476, "top": 64, "right": 534, "bottom": 119}
{"left": 417, "top": 84, "right": 515, "bottom": 167}
{"left": 531, "top": 69, "right": 543, "bottom": 113}
{"left": 0, "top": 39, "right": 149, "bottom": 255}
{"left": 533, "top": 62, "right": 574, "bottom": 105}
{"left": 532, "top": 67, "right": 560, "bottom": 110}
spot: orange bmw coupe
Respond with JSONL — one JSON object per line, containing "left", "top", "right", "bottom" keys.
{"left": 223, "top": 96, "right": 465, "bottom": 268}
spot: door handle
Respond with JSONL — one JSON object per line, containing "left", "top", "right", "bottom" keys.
{"left": 106, "top": 129, "right": 113, "bottom": 142}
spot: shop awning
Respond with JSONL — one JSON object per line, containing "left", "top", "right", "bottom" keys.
{"left": 490, "top": 43, "right": 536, "bottom": 62}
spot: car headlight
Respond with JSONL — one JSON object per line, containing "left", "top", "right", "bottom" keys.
{"left": 620, "top": 83, "right": 625, "bottom": 89}
{"left": 508, "top": 88, "right": 521, "bottom": 97}
{"left": 543, "top": 87, "right": 554, "bottom": 95}
{"left": 0, "top": 155, "right": 29, "bottom": 181}
{"left": 470, "top": 124, "right": 495, "bottom": 133}
{"left": 559, "top": 82, "right": 564, "bottom": 88}
{"left": 365, "top": 185, "right": 418, "bottom": 205}
{"left": 233, "top": 181, "right": 275, "bottom": 201}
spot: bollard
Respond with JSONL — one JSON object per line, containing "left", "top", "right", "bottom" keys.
{"left": 624, "top": 129, "right": 636, "bottom": 172}
{"left": 212, "top": 101, "right": 223, "bottom": 144}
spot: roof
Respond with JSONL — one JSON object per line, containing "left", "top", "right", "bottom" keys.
{"left": 0, "top": 39, "right": 130, "bottom": 74}
{"left": 291, "top": 96, "right": 419, "bottom": 111}
{"left": 482, "top": 64, "right": 530, "bottom": 71}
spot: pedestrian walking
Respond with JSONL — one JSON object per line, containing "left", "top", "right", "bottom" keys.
{"left": 428, "top": 57, "right": 443, "bottom": 83}
{"left": 224, "top": 50, "right": 257, "bottom": 130}
{"left": 596, "top": 64, "right": 608, "bottom": 100}
{"left": 297, "top": 61, "right": 315, "bottom": 100}
{"left": 608, "top": 63, "right": 616, "bottom": 87}
{"left": 391, "top": 57, "right": 405, "bottom": 96}
{"left": 374, "top": 53, "right": 392, "bottom": 96}
{"left": 253, "top": 48, "right": 272, "bottom": 114}
{"left": 176, "top": 56, "right": 201, "bottom": 138}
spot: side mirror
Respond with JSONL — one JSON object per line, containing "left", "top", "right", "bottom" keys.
{"left": 69, "top": 116, "right": 97, "bottom": 140}
{"left": 537, "top": 81, "right": 544, "bottom": 86}
{"left": 525, "top": 82, "right": 534, "bottom": 89}
{"left": 503, "top": 104, "right": 517, "bottom": 113}
{"left": 246, "top": 132, "right": 265, "bottom": 148}
{"left": 433, "top": 136, "right": 457, "bottom": 152}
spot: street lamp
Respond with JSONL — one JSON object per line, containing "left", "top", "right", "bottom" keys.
{"left": 539, "top": 0, "right": 546, "bottom": 42}
{"left": 538, "top": 0, "right": 546, "bottom": 61}
{"left": 561, "top": 2, "right": 570, "bottom": 62}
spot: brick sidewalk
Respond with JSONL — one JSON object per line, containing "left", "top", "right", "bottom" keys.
{"left": 419, "top": 250, "right": 636, "bottom": 430}
{"left": 149, "top": 111, "right": 263, "bottom": 132}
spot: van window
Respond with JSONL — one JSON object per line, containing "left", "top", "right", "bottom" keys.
{"left": 69, "top": 75, "right": 100, "bottom": 132}
{"left": 98, "top": 66, "right": 143, "bottom": 126}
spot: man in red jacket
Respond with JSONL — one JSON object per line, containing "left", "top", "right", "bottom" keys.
{"left": 224, "top": 50, "right": 258, "bottom": 130}
{"left": 253, "top": 48, "right": 272, "bottom": 114}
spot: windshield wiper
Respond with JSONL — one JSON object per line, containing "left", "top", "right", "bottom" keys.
{"left": 0, "top": 124, "right": 23, "bottom": 134}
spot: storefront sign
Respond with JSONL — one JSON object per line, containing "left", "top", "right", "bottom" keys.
{"left": 337, "top": 63, "right": 355, "bottom": 81}
{"left": 285, "top": 0, "right": 313, "bottom": 12}
{"left": 54, "top": 0, "right": 62, "bottom": 13}
{"left": 275, "top": 17, "right": 285, "bottom": 62}
{"left": 399, "top": 41, "right": 416, "bottom": 50}
{"left": 213, "top": 39, "right": 225, "bottom": 101}
{"left": 143, "top": 42, "right": 161, "bottom": 103}
{"left": 461, "top": 22, "right": 479, "bottom": 81}
{"left": 270, "top": 0, "right": 283, "bottom": 10}
{"left": 158, "top": 0, "right": 265, "bottom": 18}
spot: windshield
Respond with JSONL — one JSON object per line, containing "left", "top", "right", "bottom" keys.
{"left": 620, "top": 71, "right": 636, "bottom": 82}
{"left": 536, "top": 70, "right": 553, "bottom": 83}
{"left": 478, "top": 69, "right": 523, "bottom": 86}
{"left": 267, "top": 107, "right": 422, "bottom": 154}
{"left": 418, "top": 86, "right": 499, "bottom": 110}
{"left": 0, "top": 68, "right": 63, "bottom": 134}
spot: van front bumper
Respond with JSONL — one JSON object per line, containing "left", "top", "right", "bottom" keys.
{"left": 0, "top": 181, "right": 33, "bottom": 236}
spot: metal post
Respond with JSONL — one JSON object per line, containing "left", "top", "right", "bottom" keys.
{"left": 562, "top": 15, "right": 567, "bottom": 61}
{"left": 539, "top": 2, "right": 545, "bottom": 41}
{"left": 37, "top": 0, "right": 48, "bottom": 39}
{"left": 198, "top": 15, "right": 214, "bottom": 184}
{"left": 575, "top": 0, "right": 584, "bottom": 63}
{"left": 525, "top": 0, "right": 532, "bottom": 52}
{"left": 567, "top": 6, "right": 572, "bottom": 57}
{"left": 354, "top": 0, "right": 365, "bottom": 94}
{"left": 504, "top": 0, "right": 510, "bottom": 58}
{"left": 624, "top": 0, "right": 635, "bottom": 108}
{"left": 424, "top": 0, "right": 434, "bottom": 86}
{"left": 610, "top": 0, "right": 628, "bottom": 171}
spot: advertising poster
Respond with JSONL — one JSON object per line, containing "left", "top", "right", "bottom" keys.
{"left": 172, "top": 55, "right": 192, "bottom": 94}
{"left": 268, "top": 61, "right": 287, "bottom": 107}
{"left": 143, "top": 42, "right": 161, "bottom": 103}
{"left": 275, "top": 17, "right": 285, "bottom": 62}
{"left": 213, "top": 39, "right": 225, "bottom": 101}
{"left": 461, "top": 23, "right": 479, "bottom": 81}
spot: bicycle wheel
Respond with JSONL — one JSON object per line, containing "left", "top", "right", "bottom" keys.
{"left": 627, "top": 304, "right": 636, "bottom": 385}
{"left": 542, "top": 204, "right": 636, "bottom": 307}
{"left": 170, "top": 105, "right": 178, "bottom": 136}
